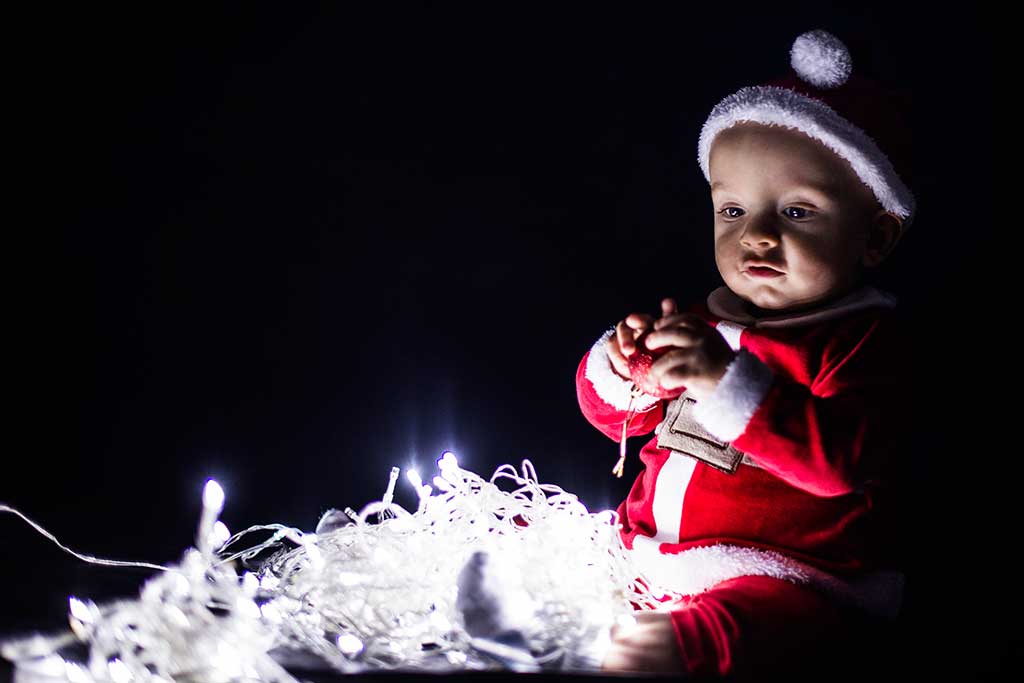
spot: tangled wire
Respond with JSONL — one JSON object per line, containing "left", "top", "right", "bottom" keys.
{"left": 2, "top": 454, "right": 674, "bottom": 682}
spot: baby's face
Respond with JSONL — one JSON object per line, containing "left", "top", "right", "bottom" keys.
{"left": 709, "top": 121, "right": 893, "bottom": 314}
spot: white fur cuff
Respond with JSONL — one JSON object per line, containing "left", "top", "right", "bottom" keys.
{"left": 692, "top": 348, "right": 775, "bottom": 442}
{"left": 584, "top": 328, "right": 661, "bottom": 412}
{"left": 630, "top": 539, "right": 905, "bottom": 619}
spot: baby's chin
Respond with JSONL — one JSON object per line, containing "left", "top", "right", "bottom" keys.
{"left": 727, "top": 281, "right": 794, "bottom": 312}
{"left": 732, "top": 288, "right": 840, "bottom": 317}
{"left": 738, "top": 295, "right": 790, "bottom": 317}
{"left": 722, "top": 270, "right": 819, "bottom": 315}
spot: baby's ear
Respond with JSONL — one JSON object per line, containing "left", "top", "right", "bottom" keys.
{"left": 863, "top": 211, "right": 903, "bottom": 268}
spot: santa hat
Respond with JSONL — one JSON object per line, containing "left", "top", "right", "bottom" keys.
{"left": 697, "top": 29, "right": 916, "bottom": 233}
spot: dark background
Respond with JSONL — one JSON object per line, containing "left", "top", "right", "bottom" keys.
{"left": 2, "top": 2, "right": 1012, "bottom": 679}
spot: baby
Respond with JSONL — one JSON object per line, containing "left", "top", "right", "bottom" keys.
{"left": 456, "top": 28, "right": 915, "bottom": 678}
{"left": 575, "top": 29, "right": 916, "bottom": 678}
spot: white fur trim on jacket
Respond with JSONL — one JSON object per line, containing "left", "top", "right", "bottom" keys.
{"left": 584, "top": 328, "right": 662, "bottom": 412}
{"left": 692, "top": 348, "right": 775, "bottom": 442}
{"left": 631, "top": 539, "right": 905, "bottom": 619}
{"left": 697, "top": 85, "right": 916, "bottom": 230}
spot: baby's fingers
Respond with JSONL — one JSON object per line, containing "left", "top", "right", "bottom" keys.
{"left": 649, "top": 350, "right": 692, "bottom": 390}
{"left": 616, "top": 319, "right": 638, "bottom": 357}
{"left": 607, "top": 326, "right": 632, "bottom": 377}
{"left": 619, "top": 314, "right": 653, "bottom": 356}
{"left": 655, "top": 311, "right": 706, "bottom": 331}
{"left": 624, "top": 312, "right": 654, "bottom": 331}
{"left": 660, "top": 298, "right": 678, "bottom": 318}
{"left": 644, "top": 327, "right": 700, "bottom": 350}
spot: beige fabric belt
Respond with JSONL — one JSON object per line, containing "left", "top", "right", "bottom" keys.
{"left": 656, "top": 392, "right": 759, "bottom": 474}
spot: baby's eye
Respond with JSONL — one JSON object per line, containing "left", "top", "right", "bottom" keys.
{"left": 783, "top": 206, "right": 814, "bottom": 220}
{"left": 717, "top": 207, "right": 743, "bottom": 219}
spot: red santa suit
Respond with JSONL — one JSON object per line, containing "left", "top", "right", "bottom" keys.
{"left": 576, "top": 284, "right": 911, "bottom": 676}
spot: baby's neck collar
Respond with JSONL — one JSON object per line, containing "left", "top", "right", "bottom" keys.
{"left": 708, "top": 284, "right": 897, "bottom": 328}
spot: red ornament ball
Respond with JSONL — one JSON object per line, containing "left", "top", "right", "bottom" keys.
{"left": 627, "top": 330, "right": 685, "bottom": 400}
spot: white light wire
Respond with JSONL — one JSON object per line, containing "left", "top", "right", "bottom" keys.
{"left": 0, "top": 505, "right": 168, "bottom": 572}
{"left": 1, "top": 458, "right": 680, "bottom": 680}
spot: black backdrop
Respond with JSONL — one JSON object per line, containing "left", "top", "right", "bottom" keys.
{"left": 3, "top": 2, "right": 1012, "bottom": 679}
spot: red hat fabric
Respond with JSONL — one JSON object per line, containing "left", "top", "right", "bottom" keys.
{"left": 697, "top": 29, "right": 916, "bottom": 232}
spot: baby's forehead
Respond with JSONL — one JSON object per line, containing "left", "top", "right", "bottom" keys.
{"left": 712, "top": 122, "right": 872, "bottom": 199}
{"left": 715, "top": 121, "right": 829, "bottom": 155}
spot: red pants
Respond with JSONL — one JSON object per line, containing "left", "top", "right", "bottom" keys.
{"left": 668, "top": 575, "right": 893, "bottom": 679}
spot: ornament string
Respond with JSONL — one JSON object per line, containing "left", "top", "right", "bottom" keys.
{"left": 613, "top": 384, "right": 645, "bottom": 478}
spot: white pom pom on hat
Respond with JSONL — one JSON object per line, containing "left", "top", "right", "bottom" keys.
{"left": 790, "top": 29, "right": 852, "bottom": 89}
{"left": 697, "top": 28, "right": 916, "bottom": 233}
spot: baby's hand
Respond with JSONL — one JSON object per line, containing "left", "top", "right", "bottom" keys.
{"left": 605, "top": 298, "right": 678, "bottom": 380}
{"left": 601, "top": 612, "right": 686, "bottom": 674}
{"left": 642, "top": 311, "right": 736, "bottom": 402}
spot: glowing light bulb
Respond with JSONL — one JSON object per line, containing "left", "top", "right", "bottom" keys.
{"left": 241, "top": 572, "right": 259, "bottom": 595}
{"left": 429, "top": 610, "right": 451, "bottom": 632}
{"left": 202, "top": 479, "right": 225, "bottom": 512}
{"left": 108, "top": 658, "right": 133, "bottom": 683}
{"left": 380, "top": 466, "right": 400, "bottom": 511}
{"left": 65, "top": 662, "right": 90, "bottom": 683}
{"left": 406, "top": 468, "right": 433, "bottom": 512}
{"left": 210, "top": 521, "right": 231, "bottom": 549}
{"left": 213, "top": 642, "right": 243, "bottom": 678}
{"left": 260, "top": 602, "right": 282, "bottom": 624}
{"left": 437, "top": 451, "right": 462, "bottom": 487}
{"left": 172, "top": 572, "right": 191, "bottom": 596}
{"left": 69, "top": 597, "right": 95, "bottom": 624}
{"left": 337, "top": 572, "right": 363, "bottom": 587}
{"left": 237, "top": 597, "right": 262, "bottom": 620}
{"left": 304, "top": 541, "right": 324, "bottom": 570}
{"left": 165, "top": 606, "right": 190, "bottom": 628}
{"left": 343, "top": 507, "right": 363, "bottom": 524}
{"left": 437, "top": 451, "right": 458, "bottom": 471}
{"left": 337, "top": 633, "right": 364, "bottom": 656}
{"left": 26, "top": 655, "right": 65, "bottom": 677}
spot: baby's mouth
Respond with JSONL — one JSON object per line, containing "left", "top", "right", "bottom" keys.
{"left": 743, "top": 265, "right": 785, "bottom": 278}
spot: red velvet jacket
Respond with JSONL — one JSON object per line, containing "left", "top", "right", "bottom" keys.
{"left": 575, "top": 285, "right": 911, "bottom": 618}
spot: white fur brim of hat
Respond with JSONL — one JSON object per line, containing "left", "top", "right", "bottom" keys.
{"left": 697, "top": 85, "right": 916, "bottom": 230}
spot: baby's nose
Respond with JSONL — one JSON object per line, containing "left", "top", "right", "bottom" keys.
{"left": 743, "top": 234, "right": 779, "bottom": 248}
{"left": 740, "top": 220, "right": 781, "bottom": 247}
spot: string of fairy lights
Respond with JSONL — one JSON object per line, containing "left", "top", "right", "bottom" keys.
{"left": 2, "top": 453, "right": 677, "bottom": 681}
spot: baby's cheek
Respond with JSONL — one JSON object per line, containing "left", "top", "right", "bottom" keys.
{"left": 796, "top": 233, "right": 852, "bottom": 275}
{"left": 792, "top": 251, "right": 841, "bottom": 294}
{"left": 715, "top": 236, "right": 742, "bottom": 265}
